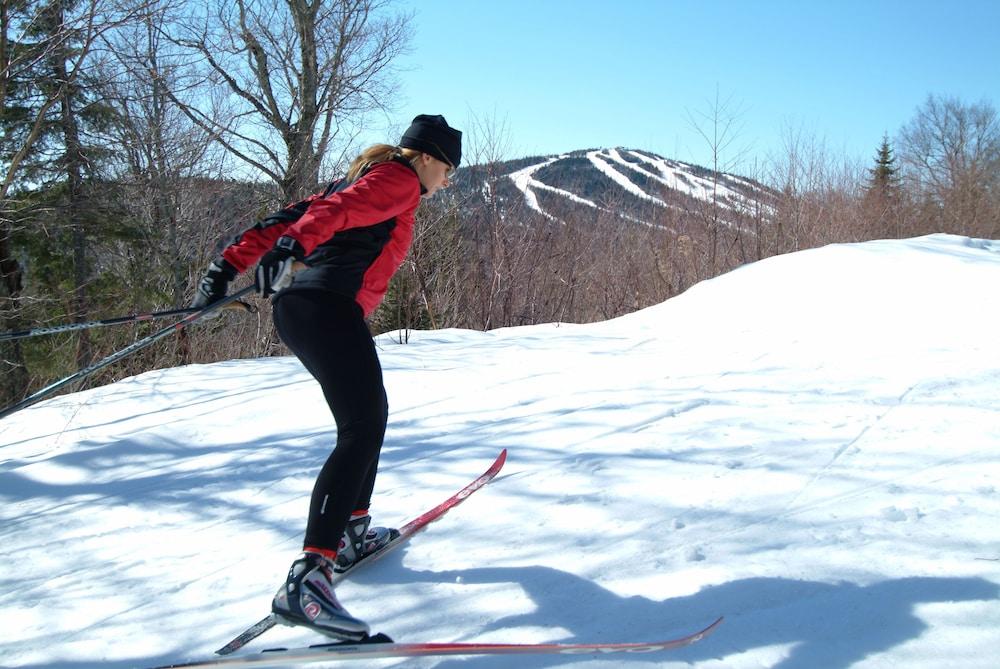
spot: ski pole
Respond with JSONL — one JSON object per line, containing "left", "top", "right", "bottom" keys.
{"left": 0, "top": 286, "right": 256, "bottom": 421}
{"left": 0, "top": 301, "right": 255, "bottom": 341}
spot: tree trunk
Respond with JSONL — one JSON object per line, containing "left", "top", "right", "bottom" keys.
{"left": 53, "top": 5, "right": 92, "bottom": 369}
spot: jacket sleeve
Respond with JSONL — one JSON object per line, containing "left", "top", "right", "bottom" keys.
{"left": 282, "top": 161, "right": 421, "bottom": 255}
{"left": 220, "top": 161, "right": 421, "bottom": 271}
{"left": 220, "top": 220, "right": 291, "bottom": 272}
{"left": 220, "top": 194, "right": 324, "bottom": 272}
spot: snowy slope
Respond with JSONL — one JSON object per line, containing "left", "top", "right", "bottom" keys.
{"left": 505, "top": 148, "right": 770, "bottom": 225}
{"left": 2, "top": 234, "right": 999, "bottom": 669}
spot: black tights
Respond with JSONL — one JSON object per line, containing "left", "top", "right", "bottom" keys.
{"left": 272, "top": 290, "right": 388, "bottom": 553}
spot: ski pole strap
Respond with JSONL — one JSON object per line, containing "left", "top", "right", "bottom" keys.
{"left": 0, "top": 300, "right": 256, "bottom": 341}
{"left": 0, "top": 286, "right": 257, "bottom": 421}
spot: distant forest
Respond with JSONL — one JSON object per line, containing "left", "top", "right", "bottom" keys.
{"left": 2, "top": 0, "right": 998, "bottom": 409}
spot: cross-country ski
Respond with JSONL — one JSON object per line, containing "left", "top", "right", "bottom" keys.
{"left": 152, "top": 618, "right": 723, "bottom": 668}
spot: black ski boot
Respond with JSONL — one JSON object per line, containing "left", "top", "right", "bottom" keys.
{"left": 335, "top": 515, "right": 399, "bottom": 573}
{"left": 272, "top": 551, "right": 370, "bottom": 640}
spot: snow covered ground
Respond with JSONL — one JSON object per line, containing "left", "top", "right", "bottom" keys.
{"left": 2, "top": 233, "right": 999, "bottom": 668}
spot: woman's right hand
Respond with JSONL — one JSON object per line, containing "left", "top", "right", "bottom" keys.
{"left": 192, "top": 258, "right": 238, "bottom": 312}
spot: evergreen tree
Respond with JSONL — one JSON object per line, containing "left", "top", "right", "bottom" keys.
{"left": 868, "top": 134, "right": 900, "bottom": 196}
{"left": 24, "top": 0, "right": 120, "bottom": 369}
{"left": 2, "top": 0, "right": 141, "bottom": 404}
{"left": 2, "top": 0, "right": 56, "bottom": 403}
{"left": 862, "top": 134, "right": 904, "bottom": 238}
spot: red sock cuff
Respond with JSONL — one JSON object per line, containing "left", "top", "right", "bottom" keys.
{"left": 303, "top": 545, "right": 338, "bottom": 560}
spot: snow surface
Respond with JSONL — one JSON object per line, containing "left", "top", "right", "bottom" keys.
{"left": 598, "top": 149, "right": 756, "bottom": 211}
{"left": 2, "top": 234, "right": 1000, "bottom": 669}
{"left": 586, "top": 150, "right": 667, "bottom": 205}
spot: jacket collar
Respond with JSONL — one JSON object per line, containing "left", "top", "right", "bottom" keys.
{"left": 390, "top": 154, "right": 426, "bottom": 195}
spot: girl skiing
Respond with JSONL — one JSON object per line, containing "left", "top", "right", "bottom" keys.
{"left": 191, "top": 114, "right": 462, "bottom": 639}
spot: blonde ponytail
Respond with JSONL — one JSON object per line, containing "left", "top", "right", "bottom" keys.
{"left": 347, "top": 144, "right": 422, "bottom": 181}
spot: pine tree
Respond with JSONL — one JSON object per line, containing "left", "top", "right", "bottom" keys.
{"left": 863, "top": 134, "right": 904, "bottom": 238}
{"left": 868, "top": 134, "right": 900, "bottom": 196}
{"left": 2, "top": 0, "right": 55, "bottom": 404}
{"left": 2, "top": 0, "right": 138, "bottom": 404}
{"left": 24, "top": 0, "right": 121, "bottom": 369}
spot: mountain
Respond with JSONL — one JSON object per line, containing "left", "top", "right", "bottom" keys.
{"left": 455, "top": 148, "right": 776, "bottom": 229}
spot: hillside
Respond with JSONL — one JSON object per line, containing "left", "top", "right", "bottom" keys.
{"left": 456, "top": 148, "right": 775, "bottom": 228}
{"left": 2, "top": 234, "right": 999, "bottom": 668}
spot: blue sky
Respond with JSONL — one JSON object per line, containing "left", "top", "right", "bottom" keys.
{"left": 369, "top": 0, "right": 1000, "bottom": 173}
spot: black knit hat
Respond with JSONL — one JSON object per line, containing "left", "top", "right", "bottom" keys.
{"left": 399, "top": 114, "right": 463, "bottom": 168}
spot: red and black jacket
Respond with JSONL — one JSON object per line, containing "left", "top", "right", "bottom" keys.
{"left": 220, "top": 158, "right": 422, "bottom": 318}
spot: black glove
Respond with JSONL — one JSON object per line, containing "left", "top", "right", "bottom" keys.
{"left": 192, "top": 258, "right": 238, "bottom": 311}
{"left": 255, "top": 236, "right": 305, "bottom": 296}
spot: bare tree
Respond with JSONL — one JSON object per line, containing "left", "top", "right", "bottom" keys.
{"left": 465, "top": 113, "right": 549, "bottom": 329}
{"left": 898, "top": 95, "right": 1000, "bottom": 237}
{"left": 394, "top": 186, "right": 463, "bottom": 334}
{"left": 102, "top": 1, "right": 224, "bottom": 301}
{"left": 685, "top": 87, "right": 751, "bottom": 275}
{"left": 162, "top": 0, "right": 411, "bottom": 201}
